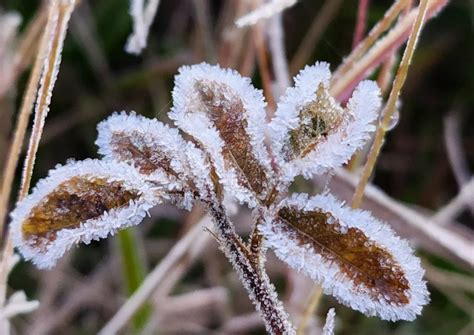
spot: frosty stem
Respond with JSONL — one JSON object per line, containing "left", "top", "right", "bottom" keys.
{"left": 208, "top": 201, "right": 295, "bottom": 334}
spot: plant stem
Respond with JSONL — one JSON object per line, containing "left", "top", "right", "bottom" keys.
{"left": 0, "top": 13, "right": 48, "bottom": 240}
{"left": 351, "top": 0, "right": 430, "bottom": 209}
{"left": 0, "top": 0, "right": 76, "bottom": 310}
{"left": 296, "top": 285, "right": 322, "bottom": 335}
{"left": 117, "top": 228, "right": 151, "bottom": 332}
{"left": 208, "top": 201, "right": 295, "bottom": 335}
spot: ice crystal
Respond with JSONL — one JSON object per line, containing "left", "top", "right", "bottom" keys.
{"left": 10, "top": 159, "right": 159, "bottom": 269}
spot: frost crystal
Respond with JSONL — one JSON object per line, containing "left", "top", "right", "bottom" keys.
{"left": 260, "top": 193, "right": 429, "bottom": 321}
{"left": 10, "top": 159, "right": 159, "bottom": 269}
{"left": 269, "top": 63, "right": 381, "bottom": 183}
{"left": 170, "top": 63, "right": 275, "bottom": 207}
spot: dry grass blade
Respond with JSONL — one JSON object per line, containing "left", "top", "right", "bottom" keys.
{"left": 332, "top": 0, "right": 409, "bottom": 84}
{"left": 20, "top": 0, "right": 77, "bottom": 198}
{"left": 0, "top": 0, "right": 76, "bottom": 321}
{"left": 330, "top": 0, "right": 448, "bottom": 101}
{"left": 0, "top": 6, "right": 52, "bottom": 239}
{"left": 432, "top": 178, "right": 474, "bottom": 225}
{"left": 296, "top": 285, "right": 322, "bottom": 335}
{"left": 351, "top": 0, "right": 430, "bottom": 209}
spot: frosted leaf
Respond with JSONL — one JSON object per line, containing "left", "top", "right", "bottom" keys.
{"left": 96, "top": 111, "right": 202, "bottom": 209}
{"left": 10, "top": 159, "right": 160, "bottom": 269}
{"left": 269, "top": 63, "right": 381, "bottom": 184}
{"left": 260, "top": 193, "right": 429, "bottom": 321}
{"left": 170, "top": 63, "right": 275, "bottom": 207}
{"left": 322, "top": 308, "right": 336, "bottom": 335}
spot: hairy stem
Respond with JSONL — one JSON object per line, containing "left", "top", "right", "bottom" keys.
{"left": 351, "top": 0, "right": 430, "bottom": 208}
{"left": 208, "top": 201, "right": 295, "bottom": 335}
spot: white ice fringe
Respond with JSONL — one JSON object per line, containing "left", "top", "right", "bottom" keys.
{"left": 170, "top": 62, "right": 273, "bottom": 207}
{"left": 269, "top": 62, "right": 381, "bottom": 182}
{"left": 96, "top": 111, "right": 212, "bottom": 208}
{"left": 260, "top": 193, "right": 429, "bottom": 321}
{"left": 10, "top": 159, "right": 158, "bottom": 269}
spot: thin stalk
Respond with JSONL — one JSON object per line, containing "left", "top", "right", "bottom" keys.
{"left": 20, "top": 0, "right": 76, "bottom": 198}
{"left": 351, "top": 0, "right": 430, "bottom": 209}
{"left": 330, "top": 0, "right": 448, "bottom": 101}
{"left": 0, "top": 16, "right": 49, "bottom": 240}
{"left": 296, "top": 285, "right": 322, "bottom": 335}
{"left": 253, "top": 22, "right": 276, "bottom": 110}
{"left": 352, "top": 0, "right": 371, "bottom": 49}
{"left": 117, "top": 228, "right": 151, "bottom": 332}
{"left": 332, "top": 0, "right": 408, "bottom": 84}
{"left": 0, "top": 0, "right": 76, "bottom": 309}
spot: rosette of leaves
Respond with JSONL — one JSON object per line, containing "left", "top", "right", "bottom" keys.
{"left": 10, "top": 62, "right": 429, "bottom": 334}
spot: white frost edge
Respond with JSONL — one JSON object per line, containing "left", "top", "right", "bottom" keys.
{"left": 260, "top": 193, "right": 429, "bottom": 321}
{"left": 10, "top": 159, "right": 159, "bottom": 269}
{"left": 96, "top": 111, "right": 189, "bottom": 176}
{"left": 96, "top": 111, "right": 200, "bottom": 209}
{"left": 269, "top": 63, "right": 381, "bottom": 182}
{"left": 170, "top": 62, "right": 273, "bottom": 207}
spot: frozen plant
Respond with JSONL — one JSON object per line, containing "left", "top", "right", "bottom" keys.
{"left": 9, "top": 62, "right": 429, "bottom": 334}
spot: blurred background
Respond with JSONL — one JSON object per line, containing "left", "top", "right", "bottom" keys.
{"left": 0, "top": 0, "right": 472, "bottom": 334}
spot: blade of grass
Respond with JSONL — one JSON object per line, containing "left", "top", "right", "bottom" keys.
{"left": 351, "top": 0, "right": 430, "bottom": 208}
{"left": 0, "top": 0, "right": 76, "bottom": 312}
{"left": 330, "top": 0, "right": 448, "bottom": 101}
{"left": 117, "top": 228, "right": 151, "bottom": 332}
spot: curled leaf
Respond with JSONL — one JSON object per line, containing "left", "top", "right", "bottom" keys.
{"left": 10, "top": 159, "right": 159, "bottom": 269}
{"left": 260, "top": 193, "right": 429, "bottom": 321}
{"left": 170, "top": 63, "right": 275, "bottom": 207}
{"left": 269, "top": 62, "right": 381, "bottom": 183}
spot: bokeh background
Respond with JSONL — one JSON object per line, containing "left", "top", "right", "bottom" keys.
{"left": 0, "top": 0, "right": 472, "bottom": 334}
